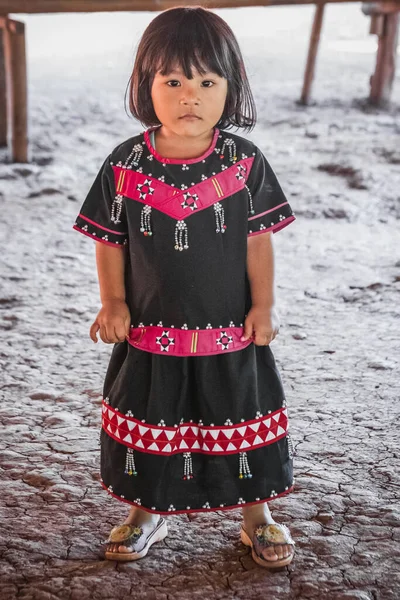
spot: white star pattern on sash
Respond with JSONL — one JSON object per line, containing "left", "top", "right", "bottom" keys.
{"left": 235, "top": 164, "right": 247, "bottom": 181}
{"left": 137, "top": 178, "right": 155, "bottom": 200}
{"left": 155, "top": 331, "right": 175, "bottom": 352}
{"left": 216, "top": 331, "right": 234, "bottom": 350}
{"left": 181, "top": 192, "right": 199, "bottom": 211}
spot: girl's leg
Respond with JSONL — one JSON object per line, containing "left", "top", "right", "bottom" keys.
{"left": 107, "top": 506, "right": 161, "bottom": 554}
{"left": 241, "top": 502, "right": 293, "bottom": 562}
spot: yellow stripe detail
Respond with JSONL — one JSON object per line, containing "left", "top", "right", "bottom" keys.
{"left": 191, "top": 332, "right": 199, "bottom": 353}
{"left": 214, "top": 178, "right": 223, "bottom": 196}
{"left": 117, "top": 170, "right": 126, "bottom": 193}
{"left": 211, "top": 178, "right": 221, "bottom": 197}
{"left": 211, "top": 178, "right": 223, "bottom": 198}
{"left": 133, "top": 328, "right": 146, "bottom": 345}
{"left": 117, "top": 171, "right": 123, "bottom": 192}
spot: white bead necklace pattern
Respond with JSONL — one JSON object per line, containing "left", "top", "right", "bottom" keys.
{"left": 128, "top": 133, "right": 251, "bottom": 250}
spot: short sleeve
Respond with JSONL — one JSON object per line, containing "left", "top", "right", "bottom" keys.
{"left": 245, "top": 146, "right": 296, "bottom": 237}
{"left": 73, "top": 155, "right": 128, "bottom": 247}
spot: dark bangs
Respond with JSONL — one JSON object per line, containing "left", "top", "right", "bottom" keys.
{"left": 125, "top": 6, "right": 257, "bottom": 132}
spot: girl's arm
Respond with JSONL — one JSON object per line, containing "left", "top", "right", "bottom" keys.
{"left": 90, "top": 243, "right": 131, "bottom": 344}
{"left": 241, "top": 232, "right": 280, "bottom": 346}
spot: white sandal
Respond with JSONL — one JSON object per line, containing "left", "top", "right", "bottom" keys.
{"left": 102, "top": 517, "right": 168, "bottom": 561}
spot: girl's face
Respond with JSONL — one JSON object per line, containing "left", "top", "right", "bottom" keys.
{"left": 150, "top": 66, "right": 228, "bottom": 138}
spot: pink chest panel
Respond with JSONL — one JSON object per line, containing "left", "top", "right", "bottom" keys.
{"left": 112, "top": 156, "right": 255, "bottom": 220}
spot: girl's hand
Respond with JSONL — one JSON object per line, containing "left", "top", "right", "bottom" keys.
{"left": 90, "top": 299, "right": 131, "bottom": 344}
{"left": 240, "top": 305, "right": 280, "bottom": 346}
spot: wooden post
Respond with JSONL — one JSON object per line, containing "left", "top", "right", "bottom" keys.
{"left": 299, "top": 2, "right": 326, "bottom": 105}
{"left": 369, "top": 12, "right": 399, "bottom": 105}
{"left": 7, "top": 18, "right": 28, "bottom": 162}
{"left": 0, "top": 17, "right": 8, "bottom": 147}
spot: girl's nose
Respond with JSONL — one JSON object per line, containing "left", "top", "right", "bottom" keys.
{"left": 181, "top": 97, "right": 200, "bottom": 105}
{"left": 180, "top": 87, "right": 200, "bottom": 104}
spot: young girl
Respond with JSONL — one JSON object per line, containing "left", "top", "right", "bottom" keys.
{"left": 73, "top": 6, "right": 296, "bottom": 569}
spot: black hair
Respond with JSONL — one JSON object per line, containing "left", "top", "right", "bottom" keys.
{"left": 125, "top": 6, "right": 257, "bottom": 132}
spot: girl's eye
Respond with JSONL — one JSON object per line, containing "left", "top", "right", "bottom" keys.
{"left": 166, "top": 80, "right": 215, "bottom": 87}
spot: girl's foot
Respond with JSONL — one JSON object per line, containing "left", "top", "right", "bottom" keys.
{"left": 241, "top": 502, "right": 294, "bottom": 563}
{"left": 106, "top": 506, "right": 161, "bottom": 555}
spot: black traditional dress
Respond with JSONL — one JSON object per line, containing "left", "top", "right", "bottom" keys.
{"left": 73, "top": 125, "right": 297, "bottom": 515}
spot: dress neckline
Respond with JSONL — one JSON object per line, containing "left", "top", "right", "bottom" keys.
{"left": 144, "top": 126, "right": 220, "bottom": 165}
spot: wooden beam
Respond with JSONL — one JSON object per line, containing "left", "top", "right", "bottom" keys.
{"left": 364, "top": 1, "right": 400, "bottom": 15}
{"left": 369, "top": 12, "right": 399, "bottom": 105}
{"left": 0, "top": 0, "right": 399, "bottom": 13}
{"left": 299, "top": 2, "right": 325, "bottom": 105}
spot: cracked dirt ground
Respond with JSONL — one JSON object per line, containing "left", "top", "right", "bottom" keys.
{"left": 0, "top": 7, "right": 400, "bottom": 600}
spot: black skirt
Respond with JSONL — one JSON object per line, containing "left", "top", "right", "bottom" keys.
{"left": 99, "top": 340, "right": 294, "bottom": 515}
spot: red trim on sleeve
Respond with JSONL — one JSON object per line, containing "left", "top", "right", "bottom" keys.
{"left": 248, "top": 215, "right": 296, "bottom": 237}
{"left": 73, "top": 225, "right": 127, "bottom": 248}
{"left": 248, "top": 202, "right": 289, "bottom": 222}
{"left": 78, "top": 214, "right": 128, "bottom": 235}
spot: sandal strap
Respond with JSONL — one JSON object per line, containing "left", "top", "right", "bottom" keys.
{"left": 254, "top": 523, "right": 295, "bottom": 548}
{"left": 101, "top": 523, "right": 144, "bottom": 545}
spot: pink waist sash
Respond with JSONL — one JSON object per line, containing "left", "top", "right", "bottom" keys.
{"left": 128, "top": 325, "right": 253, "bottom": 357}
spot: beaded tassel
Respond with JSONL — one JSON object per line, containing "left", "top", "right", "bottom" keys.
{"left": 287, "top": 432, "right": 295, "bottom": 459}
{"left": 111, "top": 193, "right": 124, "bottom": 224}
{"left": 174, "top": 220, "right": 189, "bottom": 251}
{"left": 214, "top": 202, "right": 227, "bottom": 233}
{"left": 245, "top": 184, "right": 255, "bottom": 216}
{"left": 125, "top": 143, "right": 144, "bottom": 168}
{"left": 140, "top": 205, "right": 153, "bottom": 237}
{"left": 182, "top": 452, "right": 194, "bottom": 480}
{"left": 125, "top": 447, "right": 138, "bottom": 476}
{"left": 239, "top": 451, "right": 253, "bottom": 479}
{"left": 219, "top": 138, "right": 237, "bottom": 163}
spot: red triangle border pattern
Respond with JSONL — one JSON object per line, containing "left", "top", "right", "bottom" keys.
{"left": 102, "top": 401, "right": 289, "bottom": 455}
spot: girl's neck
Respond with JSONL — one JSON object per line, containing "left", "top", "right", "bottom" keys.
{"left": 153, "top": 126, "right": 215, "bottom": 160}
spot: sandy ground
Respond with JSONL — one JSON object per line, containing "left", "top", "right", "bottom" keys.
{"left": 0, "top": 5, "right": 399, "bottom": 600}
